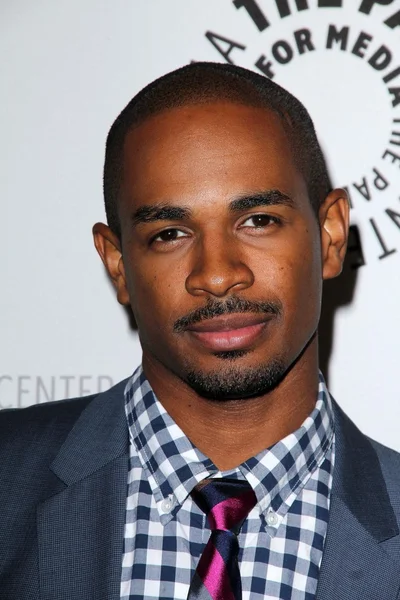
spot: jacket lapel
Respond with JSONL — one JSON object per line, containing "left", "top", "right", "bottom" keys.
{"left": 316, "top": 403, "right": 400, "bottom": 600}
{"left": 37, "top": 379, "right": 130, "bottom": 600}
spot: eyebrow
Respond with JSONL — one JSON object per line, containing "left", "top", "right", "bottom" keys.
{"left": 130, "top": 189, "right": 295, "bottom": 227}
{"left": 131, "top": 204, "right": 191, "bottom": 227}
{"left": 228, "top": 190, "right": 295, "bottom": 212}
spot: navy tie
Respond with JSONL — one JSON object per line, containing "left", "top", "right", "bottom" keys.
{"left": 187, "top": 478, "right": 257, "bottom": 600}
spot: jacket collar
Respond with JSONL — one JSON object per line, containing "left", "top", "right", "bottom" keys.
{"left": 316, "top": 401, "right": 400, "bottom": 600}
{"left": 50, "top": 377, "right": 130, "bottom": 485}
{"left": 38, "top": 379, "right": 130, "bottom": 600}
{"left": 332, "top": 401, "right": 398, "bottom": 541}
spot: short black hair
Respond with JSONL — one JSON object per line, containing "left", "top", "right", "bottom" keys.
{"left": 103, "top": 62, "right": 331, "bottom": 238}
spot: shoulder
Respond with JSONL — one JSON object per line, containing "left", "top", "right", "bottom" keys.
{"left": 0, "top": 395, "right": 98, "bottom": 536}
{"left": 0, "top": 395, "right": 97, "bottom": 472}
{"left": 0, "top": 377, "right": 128, "bottom": 455}
{"left": 333, "top": 399, "right": 400, "bottom": 472}
{"left": 369, "top": 436, "right": 400, "bottom": 469}
{"left": 0, "top": 378, "right": 129, "bottom": 500}
{"left": 368, "top": 436, "right": 400, "bottom": 506}
{"left": 333, "top": 399, "right": 400, "bottom": 499}
{"left": 0, "top": 394, "right": 95, "bottom": 441}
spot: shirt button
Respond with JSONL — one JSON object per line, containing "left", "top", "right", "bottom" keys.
{"left": 266, "top": 510, "right": 278, "bottom": 526}
{"left": 161, "top": 495, "right": 174, "bottom": 513}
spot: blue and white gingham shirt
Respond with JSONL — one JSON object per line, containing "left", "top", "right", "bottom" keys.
{"left": 121, "top": 366, "right": 335, "bottom": 600}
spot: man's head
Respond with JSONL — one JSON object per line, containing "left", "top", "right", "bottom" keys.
{"left": 103, "top": 62, "right": 332, "bottom": 240}
{"left": 94, "top": 62, "right": 349, "bottom": 400}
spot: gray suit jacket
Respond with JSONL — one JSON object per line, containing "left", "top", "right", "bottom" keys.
{"left": 1, "top": 379, "right": 400, "bottom": 600}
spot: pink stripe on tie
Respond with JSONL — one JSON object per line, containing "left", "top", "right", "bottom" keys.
{"left": 196, "top": 538, "right": 236, "bottom": 600}
{"left": 209, "top": 489, "right": 256, "bottom": 531}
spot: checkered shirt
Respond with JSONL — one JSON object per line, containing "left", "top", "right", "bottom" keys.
{"left": 121, "top": 366, "right": 335, "bottom": 600}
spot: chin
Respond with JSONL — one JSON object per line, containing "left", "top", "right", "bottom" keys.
{"left": 181, "top": 357, "right": 288, "bottom": 401}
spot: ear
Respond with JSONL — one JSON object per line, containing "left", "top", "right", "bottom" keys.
{"left": 319, "top": 189, "right": 350, "bottom": 280}
{"left": 92, "top": 222, "right": 130, "bottom": 305}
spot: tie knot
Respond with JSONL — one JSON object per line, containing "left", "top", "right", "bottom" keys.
{"left": 191, "top": 478, "right": 257, "bottom": 534}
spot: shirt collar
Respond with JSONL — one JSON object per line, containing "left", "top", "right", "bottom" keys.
{"left": 124, "top": 367, "right": 334, "bottom": 525}
{"left": 241, "top": 371, "right": 335, "bottom": 517}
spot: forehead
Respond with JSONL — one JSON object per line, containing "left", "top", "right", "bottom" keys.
{"left": 121, "top": 102, "right": 307, "bottom": 207}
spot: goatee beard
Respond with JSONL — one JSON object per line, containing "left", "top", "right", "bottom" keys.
{"left": 183, "top": 356, "right": 287, "bottom": 401}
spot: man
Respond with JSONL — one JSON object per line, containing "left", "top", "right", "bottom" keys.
{"left": 1, "top": 62, "right": 399, "bottom": 600}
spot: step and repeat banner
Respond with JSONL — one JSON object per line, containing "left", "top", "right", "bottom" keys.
{"left": 1, "top": 1, "right": 400, "bottom": 447}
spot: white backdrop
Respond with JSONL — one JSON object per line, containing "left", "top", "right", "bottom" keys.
{"left": 1, "top": 0, "right": 400, "bottom": 449}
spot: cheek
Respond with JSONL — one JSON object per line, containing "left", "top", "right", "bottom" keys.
{"left": 125, "top": 257, "right": 187, "bottom": 330}
{"left": 283, "top": 243, "right": 322, "bottom": 325}
{"left": 252, "top": 233, "right": 321, "bottom": 318}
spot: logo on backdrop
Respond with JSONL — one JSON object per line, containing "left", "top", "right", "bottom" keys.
{"left": 200, "top": 0, "right": 400, "bottom": 265}
{"left": 0, "top": 375, "right": 114, "bottom": 409}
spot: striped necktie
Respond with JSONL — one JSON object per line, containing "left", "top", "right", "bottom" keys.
{"left": 187, "top": 478, "right": 257, "bottom": 600}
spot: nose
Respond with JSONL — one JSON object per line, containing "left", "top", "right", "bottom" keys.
{"left": 185, "top": 234, "right": 254, "bottom": 298}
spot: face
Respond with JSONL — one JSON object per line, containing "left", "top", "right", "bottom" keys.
{"left": 94, "top": 102, "right": 348, "bottom": 399}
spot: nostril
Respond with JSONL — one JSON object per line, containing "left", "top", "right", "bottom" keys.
{"left": 185, "top": 264, "right": 254, "bottom": 298}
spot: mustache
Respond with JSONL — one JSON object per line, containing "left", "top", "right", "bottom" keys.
{"left": 173, "top": 296, "right": 282, "bottom": 333}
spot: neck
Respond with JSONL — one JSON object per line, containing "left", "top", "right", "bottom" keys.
{"left": 142, "top": 341, "right": 319, "bottom": 471}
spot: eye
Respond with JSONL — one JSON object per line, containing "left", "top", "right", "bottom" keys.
{"left": 151, "top": 228, "right": 188, "bottom": 243}
{"left": 240, "top": 214, "right": 281, "bottom": 228}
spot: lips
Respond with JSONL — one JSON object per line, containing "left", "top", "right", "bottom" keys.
{"left": 186, "top": 313, "right": 273, "bottom": 351}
